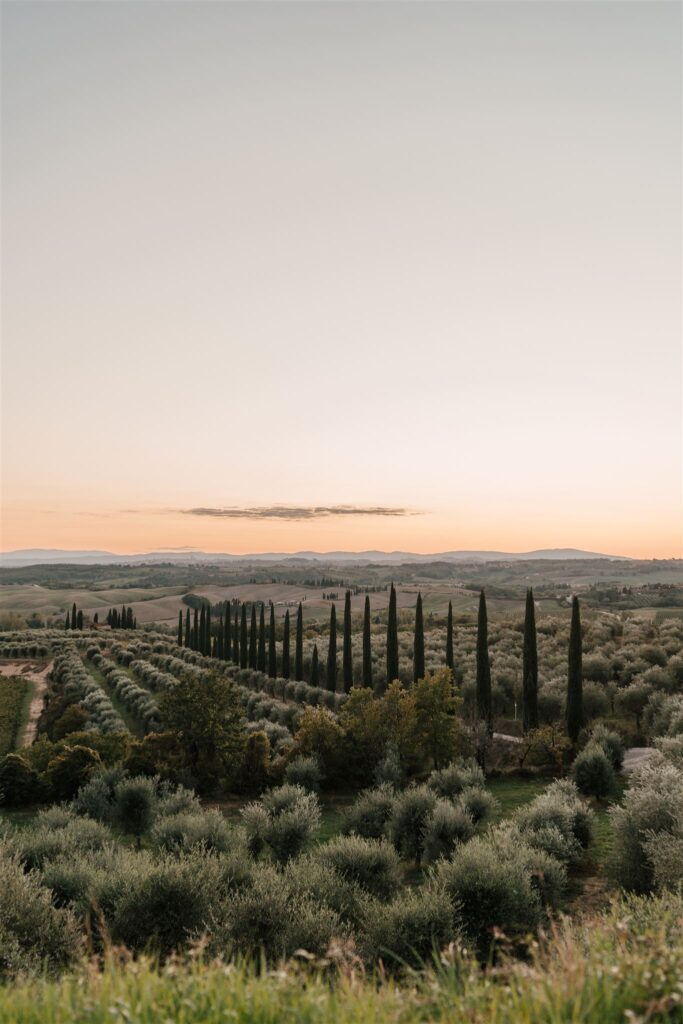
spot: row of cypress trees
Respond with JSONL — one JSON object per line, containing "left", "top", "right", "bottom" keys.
{"left": 107, "top": 606, "right": 136, "bottom": 630}
{"left": 174, "top": 585, "right": 583, "bottom": 736}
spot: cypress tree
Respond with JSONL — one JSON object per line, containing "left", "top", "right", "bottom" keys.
{"left": 93, "top": 613, "right": 98, "bottom": 624}
{"left": 362, "top": 595, "right": 372, "bottom": 689}
{"left": 268, "top": 604, "right": 277, "bottom": 677}
{"left": 240, "top": 605, "right": 248, "bottom": 669}
{"left": 326, "top": 604, "right": 337, "bottom": 692}
{"left": 193, "top": 607, "right": 199, "bottom": 651}
{"left": 249, "top": 604, "right": 258, "bottom": 668}
{"left": 206, "top": 606, "right": 212, "bottom": 656}
{"left": 224, "top": 605, "right": 231, "bottom": 660}
{"left": 310, "top": 643, "right": 320, "bottom": 686}
{"left": 385, "top": 583, "right": 399, "bottom": 688}
{"left": 121, "top": 606, "right": 126, "bottom": 630}
{"left": 566, "top": 595, "right": 583, "bottom": 745}
{"left": 217, "top": 614, "right": 224, "bottom": 659}
{"left": 199, "top": 606, "right": 206, "bottom": 655}
{"left": 343, "top": 590, "right": 353, "bottom": 692}
{"left": 282, "top": 611, "right": 291, "bottom": 679}
{"left": 446, "top": 600, "right": 454, "bottom": 671}
{"left": 233, "top": 605, "right": 240, "bottom": 665}
{"left": 72, "top": 603, "right": 77, "bottom": 630}
{"left": 178, "top": 610, "right": 183, "bottom": 646}
{"left": 295, "top": 603, "right": 304, "bottom": 681}
{"left": 185, "top": 608, "right": 191, "bottom": 649}
{"left": 76, "top": 609, "right": 83, "bottom": 630}
{"left": 522, "top": 588, "right": 539, "bottom": 733}
{"left": 257, "top": 604, "right": 266, "bottom": 672}
{"left": 476, "top": 590, "right": 492, "bottom": 733}
{"left": 413, "top": 592, "right": 425, "bottom": 684}
{"left": 106, "top": 609, "right": 112, "bottom": 627}
{"left": 65, "top": 613, "right": 70, "bottom": 630}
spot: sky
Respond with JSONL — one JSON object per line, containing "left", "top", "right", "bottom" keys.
{"left": 1, "top": 0, "right": 681, "bottom": 559}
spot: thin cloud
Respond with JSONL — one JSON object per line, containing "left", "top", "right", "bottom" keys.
{"left": 179, "top": 505, "right": 422, "bottom": 521}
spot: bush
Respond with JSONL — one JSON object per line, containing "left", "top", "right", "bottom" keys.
{"left": 241, "top": 785, "right": 321, "bottom": 864}
{"left": 312, "top": 835, "right": 401, "bottom": 900}
{"left": 284, "top": 755, "right": 323, "bottom": 793}
{"left": 113, "top": 776, "right": 158, "bottom": 845}
{"left": 361, "top": 886, "right": 457, "bottom": 969}
{"left": 573, "top": 742, "right": 615, "bottom": 798}
{"left": 0, "top": 853, "right": 80, "bottom": 978}
{"left": 388, "top": 785, "right": 436, "bottom": 864}
{"left": 458, "top": 785, "right": 498, "bottom": 824}
{"left": 589, "top": 724, "right": 624, "bottom": 771}
{"left": 0, "top": 754, "right": 42, "bottom": 807}
{"left": 212, "top": 865, "right": 342, "bottom": 962}
{"left": 433, "top": 832, "right": 564, "bottom": 960}
{"left": 46, "top": 745, "right": 102, "bottom": 801}
{"left": 610, "top": 760, "right": 683, "bottom": 893}
{"left": 151, "top": 809, "right": 234, "bottom": 855}
{"left": 427, "top": 759, "right": 485, "bottom": 800}
{"left": 342, "top": 785, "right": 395, "bottom": 840}
{"left": 12, "top": 816, "right": 113, "bottom": 870}
{"left": 374, "top": 743, "right": 404, "bottom": 788}
{"left": 515, "top": 780, "right": 592, "bottom": 864}
{"left": 422, "top": 799, "right": 475, "bottom": 864}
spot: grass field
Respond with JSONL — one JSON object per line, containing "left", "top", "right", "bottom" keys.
{"left": 0, "top": 890, "right": 681, "bottom": 1024}
{"left": 0, "top": 674, "right": 29, "bottom": 756}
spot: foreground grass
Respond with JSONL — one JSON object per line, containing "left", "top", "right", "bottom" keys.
{"left": 1, "top": 894, "right": 681, "bottom": 1024}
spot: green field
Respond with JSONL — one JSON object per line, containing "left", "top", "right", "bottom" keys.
{"left": 0, "top": 674, "right": 30, "bottom": 755}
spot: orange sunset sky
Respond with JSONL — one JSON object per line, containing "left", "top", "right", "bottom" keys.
{"left": 1, "top": 2, "right": 681, "bottom": 560}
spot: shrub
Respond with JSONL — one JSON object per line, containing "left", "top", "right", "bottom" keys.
{"left": 610, "top": 760, "right": 683, "bottom": 893}
{"left": 312, "top": 835, "right": 401, "bottom": 900}
{"left": 427, "top": 758, "right": 485, "bottom": 800}
{"left": 12, "top": 816, "right": 113, "bottom": 871}
{"left": 284, "top": 755, "right": 323, "bottom": 793}
{"left": 388, "top": 785, "right": 436, "bottom": 864}
{"left": 515, "top": 780, "right": 592, "bottom": 864}
{"left": 0, "top": 754, "right": 42, "bottom": 807}
{"left": 374, "top": 743, "right": 404, "bottom": 787}
{"left": 573, "top": 742, "right": 615, "bottom": 798}
{"left": 0, "top": 853, "right": 80, "bottom": 979}
{"left": 46, "top": 745, "right": 103, "bottom": 801}
{"left": 151, "top": 809, "right": 234, "bottom": 855}
{"left": 242, "top": 785, "right": 321, "bottom": 864}
{"left": 113, "top": 776, "right": 158, "bottom": 845}
{"left": 212, "top": 865, "right": 342, "bottom": 962}
{"left": 361, "top": 887, "right": 457, "bottom": 969}
{"left": 422, "top": 799, "right": 475, "bottom": 863}
{"left": 433, "top": 832, "right": 564, "bottom": 960}
{"left": 342, "top": 785, "right": 395, "bottom": 840}
{"left": 458, "top": 786, "right": 498, "bottom": 825}
{"left": 71, "top": 767, "right": 126, "bottom": 822}
{"left": 589, "top": 724, "right": 624, "bottom": 771}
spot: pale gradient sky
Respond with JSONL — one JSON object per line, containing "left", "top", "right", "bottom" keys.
{"left": 1, "top": 1, "right": 681, "bottom": 558}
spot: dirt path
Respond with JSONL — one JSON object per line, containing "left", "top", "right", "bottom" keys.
{"left": 0, "top": 660, "right": 53, "bottom": 747}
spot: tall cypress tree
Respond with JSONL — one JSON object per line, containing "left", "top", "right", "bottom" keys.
{"left": 249, "top": 604, "right": 258, "bottom": 668}
{"left": 192, "top": 608, "right": 198, "bottom": 650}
{"left": 233, "top": 606, "right": 240, "bottom": 665}
{"left": 240, "top": 605, "right": 248, "bottom": 669}
{"left": 177, "top": 611, "right": 183, "bottom": 646}
{"left": 199, "top": 605, "right": 206, "bottom": 655}
{"left": 522, "top": 588, "right": 539, "bottom": 733}
{"left": 76, "top": 610, "right": 84, "bottom": 630}
{"left": 224, "top": 604, "right": 231, "bottom": 660}
{"left": 257, "top": 604, "right": 266, "bottom": 672}
{"left": 282, "top": 611, "right": 291, "bottom": 679}
{"left": 342, "top": 590, "right": 353, "bottom": 692}
{"left": 217, "top": 614, "right": 224, "bottom": 659}
{"left": 327, "top": 604, "right": 337, "bottom": 692}
{"left": 566, "top": 596, "right": 583, "bottom": 745}
{"left": 476, "top": 590, "right": 492, "bottom": 733}
{"left": 362, "top": 595, "right": 372, "bottom": 690}
{"left": 206, "top": 606, "right": 212, "bottom": 656}
{"left": 65, "top": 613, "right": 70, "bottom": 630}
{"left": 385, "top": 583, "right": 399, "bottom": 688}
{"left": 72, "top": 603, "right": 77, "bottom": 630}
{"left": 413, "top": 592, "right": 425, "bottom": 684}
{"left": 295, "top": 603, "right": 304, "bottom": 681}
{"left": 446, "top": 600, "right": 454, "bottom": 671}
{"left": 185, "top": 608, "right": 191, "bottom": 649}
{"left": 310, "top": 643, "right": 320, "bottom": 686}
{"left": 268, "top": 603, "right": 277, "bottom": 678}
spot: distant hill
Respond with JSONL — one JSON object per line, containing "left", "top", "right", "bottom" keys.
{"left": 0, "top": 546, "right": 633, "bottom": 567}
